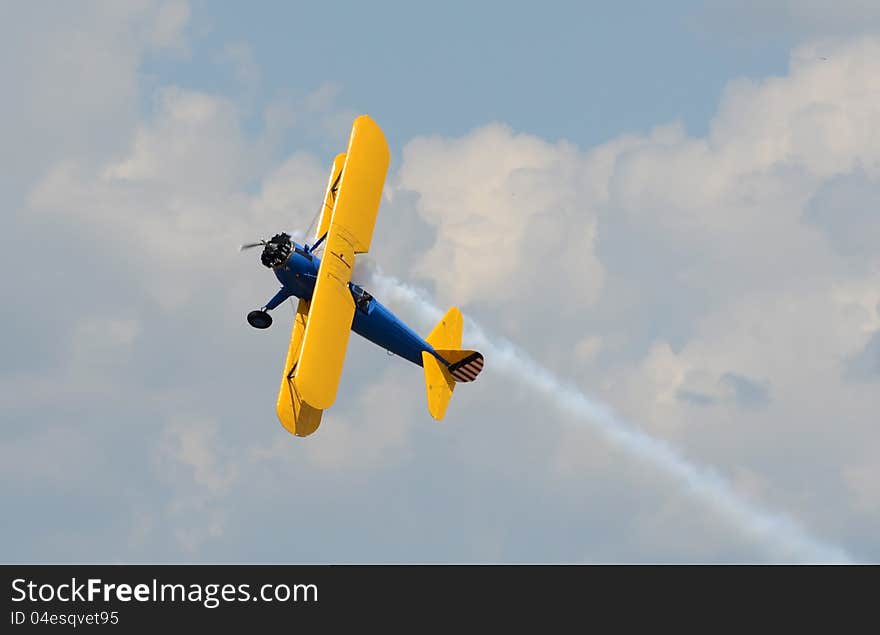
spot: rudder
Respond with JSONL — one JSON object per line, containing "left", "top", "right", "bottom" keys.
{"left": 426, "top": 306, "right": 462, "bottom": 350}
{"left": 436, "top": 349, "right": 484, "bottom": 383}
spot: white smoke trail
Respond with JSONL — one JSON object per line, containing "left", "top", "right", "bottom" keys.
{"left": 370, "top": 272, "right": 852, "bottom": 563}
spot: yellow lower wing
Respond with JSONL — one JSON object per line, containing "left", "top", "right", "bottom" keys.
{"left": 293, "top": 115, "right": 390, "bottom": 409}
{"left": 292, "top": 243, "right": 357, "bottom": 409}
{"left": 276, "top": 299, "right": 323, "bottom": 437}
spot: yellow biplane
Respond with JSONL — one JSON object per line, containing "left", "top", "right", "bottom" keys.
{"left": 241, "top": 116, "right": 484, "bottom": 436}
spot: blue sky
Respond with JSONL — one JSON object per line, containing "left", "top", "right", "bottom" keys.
{"left": 3, "top": 1, "right": 880, "bottom": 563}
{"left": 146, "top": 2, "right": 795, "bottom": 152}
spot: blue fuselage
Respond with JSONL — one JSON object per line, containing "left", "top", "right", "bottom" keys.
{"left": 265, "top": 242, "right": 442, "bottom": 367}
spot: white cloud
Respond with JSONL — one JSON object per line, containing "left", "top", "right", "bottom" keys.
{"left": 0, "top": 1, "right": 191, "bottom": 196}
{"left": 844, "top": 462, "right": 880, "bottom": 515}
{"left": 303, "top": 366, "right": 419, "bottom": 471}
{"left": 159, "top": 416, "right": 238, "bottom": 494}
{"left": 390, "top": 38, "right": 880, "bottom": 557}
{"left": 396, "top": 124, "right": 605, "bottom": 317}
{"left": 107, "top": 87, "right": 251, "bottom": 191}
{"left": 69, "top": 317, "right": 140, "bottom": 371}
{"left": 152, "top": 416, "right": 240, "bottom": 554}
{"left": 149, "top": 0, "right": 191, "bottom": 52}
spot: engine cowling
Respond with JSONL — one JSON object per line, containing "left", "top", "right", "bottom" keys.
{"left": 260, "top": 233, "right": 292, "bottom": 269}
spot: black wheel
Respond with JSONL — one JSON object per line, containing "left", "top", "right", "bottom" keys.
{"left": 247, "top": 310, "right": 272, "bottom": 329}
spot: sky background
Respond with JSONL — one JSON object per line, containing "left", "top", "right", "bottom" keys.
{"left": 2, "top": 0, "right": 879, "bottom": 562}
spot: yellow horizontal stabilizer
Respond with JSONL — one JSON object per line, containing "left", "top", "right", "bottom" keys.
{"left": 276, "top": 298, "right": 323, "bottom": 437}
{"left": 315, "top": 152, "right": 346, "bottom": 241}
{"left": 293, "top": 115, "right": 390, "bottom": 409}
{"left": 422, "top": 351, "right": 455, "bottom": 420}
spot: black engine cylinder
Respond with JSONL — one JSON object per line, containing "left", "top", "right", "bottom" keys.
{"left": 260, "top": 232, "right": 292, "bottom": 268}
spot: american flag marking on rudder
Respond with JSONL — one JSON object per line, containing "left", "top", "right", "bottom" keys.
{"left": 448, "top": 353, "right": 484, "bottom": 383}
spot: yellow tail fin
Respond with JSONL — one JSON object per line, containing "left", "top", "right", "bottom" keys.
{"left": 426, "top": 306, "right": 463, "bottom": 350}
{"left": 422, "top": 307, "right": 484, "bottom": 420}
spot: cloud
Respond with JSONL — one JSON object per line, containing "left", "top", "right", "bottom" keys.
{"left": 389, "top": 38, "right": 880, "bottom": 557}
{"left": 395, "top": 123, "right": 605, "bottom": 340}
{"left": 0, "top": 1, "right": 191, "bottom": 199}
{"left": 674, "top": 370, "right": 770, "bottom": 411}
{"left": 106, "top": 87, "right": 252, "bottom": 191}
{"left": 216, "top": 41, "right": 260, "bottom": 106}
{"left": 159, "top": 416, "right": 238, "bottom": 494}
{"left": 847, "top": 330, "right": 880, "bottom": 379}
{"left": 719, "top": 373, "right": 771, "bottom": 410}
{"left": 805, "top": 171, "right": 880, "bottom": 271}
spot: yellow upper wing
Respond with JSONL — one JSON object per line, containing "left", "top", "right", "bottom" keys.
{"left": 276, "top": 298, "right": 323, "bottom": 437}
{"left": 324, "top": 115, "right": 390, "bottom": 254}
{"left": 293, "top": 115, "right": 390, "bottom": 409}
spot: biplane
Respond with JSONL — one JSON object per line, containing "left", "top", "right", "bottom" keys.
{"left": 241, "top": 115, "right": 484, "bottom": 437}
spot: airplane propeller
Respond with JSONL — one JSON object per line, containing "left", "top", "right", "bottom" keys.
{"left": 239, "top": 240, "right": 267, "bottom": 251}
